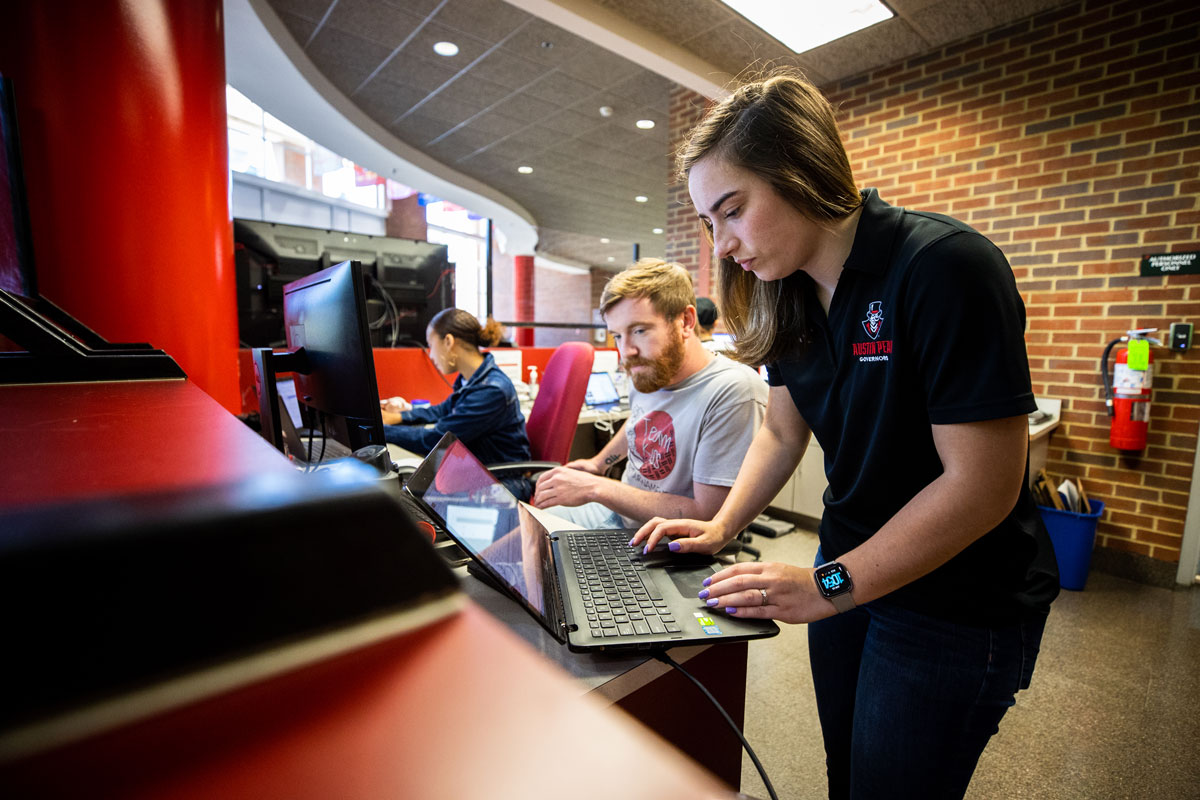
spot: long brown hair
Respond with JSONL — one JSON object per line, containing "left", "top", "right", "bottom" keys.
{"left": 428, "top": 308, "right": 504, "bottom": 350}
{"left": 676, "top": 70, "right": 861, "bottom": 366}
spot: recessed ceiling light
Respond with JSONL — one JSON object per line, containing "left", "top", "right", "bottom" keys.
{"left": 433, "top": 41, "right": 459, "bottom": 57}
{"left": 517, "top": 165, "right": 533, "bottom": 174}
{"left": 635, "top": 195, "right": 648, "bottom": 203}
{"left": 718, "top": 0, "right": 892, "bottom": 55}
{"left": 600, "top": 237, "right": 610, "bottom": 243}
{"left": 607, "top": 256, "right": 615, "bottom": 262}
{"left": 652, "top": 228, "right": 663, "bottom": 234}
{"left": 599, "top": 106, "right": 614, "bottom": 118}
{"left": 635, "top": 119, "right": 655, "bottom": 129}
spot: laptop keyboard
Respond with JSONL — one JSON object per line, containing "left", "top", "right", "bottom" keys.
{"left": 565, "top": 531, "right": 683, "bottom": 639}
{"left": 296, "top": 431, "right": 354, "bottom": 462}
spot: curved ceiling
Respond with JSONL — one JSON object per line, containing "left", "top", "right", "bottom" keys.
{"left": 227, "top": 0, "right": 1072, "bottom": 268}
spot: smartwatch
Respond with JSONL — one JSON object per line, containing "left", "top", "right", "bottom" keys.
{"left": 813, "top": 561, "right": 856, "bottom": 613}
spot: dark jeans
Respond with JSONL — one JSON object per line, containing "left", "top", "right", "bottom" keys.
{"left": 808, "top": 557, "right": 1047, "bottom": 800}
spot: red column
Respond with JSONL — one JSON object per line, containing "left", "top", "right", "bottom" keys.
{"left": 513, "top": 254, "right": 535, "bottom": 347}
{"left": 0, "top": 0, "right": 239, "bottom": 412}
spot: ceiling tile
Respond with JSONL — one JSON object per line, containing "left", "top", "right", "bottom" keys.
{"left": 523, "top": 71, "right": 604, "bottom": 106}
{"left": 431, "top": 0, "right": 533, "bottom": 44}
{"left": 904, "top": 0, "right": 1000, "bottom": 47}
{"left": 269, "top": 0, "right": 336, "bottom": 22}
{"left": 469, "top": 49, "right": 551, "bottom": 91}
{"left": 800, "top": 18, "right": 931, "bottom": 82}
{"left": 325, "top": 0, "right": 427, "bottom": 49}
{"left": 276, "top": 11, "right": 319, "bottom": 46}
{"left": 304, "top": 26, "right": 394, "bottom": 95}
{"left": 377, "top": 51, "right": 458, "bottom": 96}
{"left": 591, "top": 0, "right": 733, "bottom": 42}
{"left": 499, "top": 19, "right": 593, "bottom": 69}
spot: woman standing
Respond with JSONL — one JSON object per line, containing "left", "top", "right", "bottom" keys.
{"left": 633, "top": 72, "right": 1059, "bottom": 799}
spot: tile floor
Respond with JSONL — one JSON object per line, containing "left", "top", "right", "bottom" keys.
{"left": 734, "top": 526, "right": 1200, "bottom": 799}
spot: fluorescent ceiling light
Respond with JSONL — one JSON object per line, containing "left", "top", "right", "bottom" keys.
{"left": 718, "top": 0, "right": 893, "bottom": 54}
{"left": 634, "top": 195, "right": 648, "bottom": 203}
{"left": 517, "top": 165, "right": 533, "bottom": 174}
{"left": 635, "top": 119, "right": 655, "bottom": 129}
{"left": 433, "top": 41, "right": 459, "bottom": 57}
{"left": 652, "top": 228, "right": 663, "bottom": 234}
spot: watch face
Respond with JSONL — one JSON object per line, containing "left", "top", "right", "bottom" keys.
{"left": 814, "top": 562, "right": 852, "bottom": 597}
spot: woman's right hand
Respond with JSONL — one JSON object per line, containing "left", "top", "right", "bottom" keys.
{"left": 629, "top": 517, "right": 734, "bottom": 556}
{"left": 380, "top": 396, "right": 411, "bottom": 414}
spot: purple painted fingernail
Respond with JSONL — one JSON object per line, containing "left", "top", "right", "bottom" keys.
{"left": 727, "top": 607, "right": 738, "bottom": 615}
{"left": 698, "top": 589, "right": 709, "bottom": 599}
{"left": 668, "top": 541, "right": 681, "bottom": 552}
{"left": 643, "top": 545, "right": 650, "bottom": 554}
{"left": 702, "top": 577, "right": 712, "bottom": 587}
{"left": 706, "top": 598, "right": 718, "bottom": 607}
{"left": 628, "top": 537, "right": 636, "bottom": 546}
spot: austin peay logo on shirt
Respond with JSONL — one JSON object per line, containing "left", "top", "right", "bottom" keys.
{"left": 853, "top": 300, "right": 893, "bottom": 362}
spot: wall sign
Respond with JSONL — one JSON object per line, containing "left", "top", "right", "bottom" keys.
{"left": 1140, "top": 251, "right": 1200, "bottom": 276}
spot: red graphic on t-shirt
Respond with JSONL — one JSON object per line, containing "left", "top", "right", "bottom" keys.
{"left": 634, "top": 410, "right": 676, "bottom": 481}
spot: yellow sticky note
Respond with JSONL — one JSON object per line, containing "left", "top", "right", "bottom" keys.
{"left": 1127, "top": 339, "right": 1150, "bottom": 371}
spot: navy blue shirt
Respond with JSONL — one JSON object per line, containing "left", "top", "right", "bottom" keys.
{"left": 767, "top": 189, "right": 1058, "bottom": 625}
{"left": 384, "top": 352, "right": 531, "bottom": 465}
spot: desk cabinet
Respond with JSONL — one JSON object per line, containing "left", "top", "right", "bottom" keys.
{"left": 768, "top": 439, "right": 826, "bottom": 523}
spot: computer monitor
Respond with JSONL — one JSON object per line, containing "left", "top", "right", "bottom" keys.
{"left": 252, "top": 260, "right": 385, "bottom": 457}
{"left": 233, "top": 219, "right": 453, "bottom": 349}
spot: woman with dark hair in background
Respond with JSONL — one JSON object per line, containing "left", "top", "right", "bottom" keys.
{"left": 633, "top": 71, "right": 1059, "bottom": 800}
{"left": 381, "top": 309, "right": 530, "bottom": 469}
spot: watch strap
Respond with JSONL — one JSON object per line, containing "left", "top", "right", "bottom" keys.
{"left": 829, "top": 591, "right": 856, "bottom": 613}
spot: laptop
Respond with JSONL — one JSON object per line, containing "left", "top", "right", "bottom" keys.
{"left": 404, "top": 432, "right": 779, "bottom": 653}
{"left": 584, "top": 370, "right": 624, "bottom": 411}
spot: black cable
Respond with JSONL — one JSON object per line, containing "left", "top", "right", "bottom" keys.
{"left": 314, "top": 412, "right": 328, "bottom": 468}
{"left": 1100, "top": 336, "right": 1122, "bottom": 417}
{"left": 653, "top": 650, "right": 778, "bottom": 800}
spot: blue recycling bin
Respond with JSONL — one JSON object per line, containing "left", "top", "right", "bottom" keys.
{"left": 1038, "top": 500, "right": 1105, "bottom": 591}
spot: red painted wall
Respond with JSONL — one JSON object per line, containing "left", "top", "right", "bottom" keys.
{"left": 0, "top": 0, "right": 239, "bottom": 411}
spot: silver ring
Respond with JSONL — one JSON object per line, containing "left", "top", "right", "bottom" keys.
{"left": 759, "top": 588, "right": 768, "bottom": 606}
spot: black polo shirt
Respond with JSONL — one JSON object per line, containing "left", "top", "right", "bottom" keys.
{"left": 767, "top": 189, "right": 1058, "bottom": 625}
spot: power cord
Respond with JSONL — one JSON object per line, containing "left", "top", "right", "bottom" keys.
{"left": 652, "top": 650, "right": 778, "bottom": 800}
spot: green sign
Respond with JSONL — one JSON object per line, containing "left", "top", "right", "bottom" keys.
{"left": 1140, "top": 251, "right": 1200, "bottom": 276}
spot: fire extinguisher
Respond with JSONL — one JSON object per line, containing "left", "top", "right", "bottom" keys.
{"left": 1101, "top": 328, "right": 1161, "bottom": 451}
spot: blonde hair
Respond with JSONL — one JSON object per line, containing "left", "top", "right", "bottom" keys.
{"left": 429, "top": 308, "right": 504, "bottom": 349}
{"left": 600, "top": 258, "right": 695, "bottom": 321}
{"left": 676, "top": 70, "right": 861, "bottom": 366}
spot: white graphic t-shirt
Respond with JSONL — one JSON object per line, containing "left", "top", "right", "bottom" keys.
{"left": 620, "top": 355, "right": 767, "bottom": 524}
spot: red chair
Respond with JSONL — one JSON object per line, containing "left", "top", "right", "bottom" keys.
{"left": 525, "top": 341, "right": 595, "bottom": 464}
{"left": 487, "top": 340, "right": 594, "bottom": 479}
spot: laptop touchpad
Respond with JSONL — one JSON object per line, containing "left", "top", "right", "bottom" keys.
{"left": 662, "top": 564, "right": 717, "bottom": 598}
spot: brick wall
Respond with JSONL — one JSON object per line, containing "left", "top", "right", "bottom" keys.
{"left": 532, "top": 265, "right": 593, "bottom": 348}
{"left": 667, "top": 0, "right": 1199, "bottom": 569}
{"left": 666, "top": 86, "right": 714, "bottom": 296}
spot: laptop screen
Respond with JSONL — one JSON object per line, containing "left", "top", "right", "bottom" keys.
{"left": 406, "top": 437, "right": 554, "bottom": 623}
{"left": 585, "top": 371, "right": 620, "bottom": 406}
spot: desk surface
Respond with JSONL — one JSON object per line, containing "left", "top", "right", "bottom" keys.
{"left": 1, "top": 379, "right": 736, "bottom": 798}
{"left": 1, "top": 603, "right": 731, "bottom": 799}
{"left": 0, "top": 380, "right": 292, "bottom": 509}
